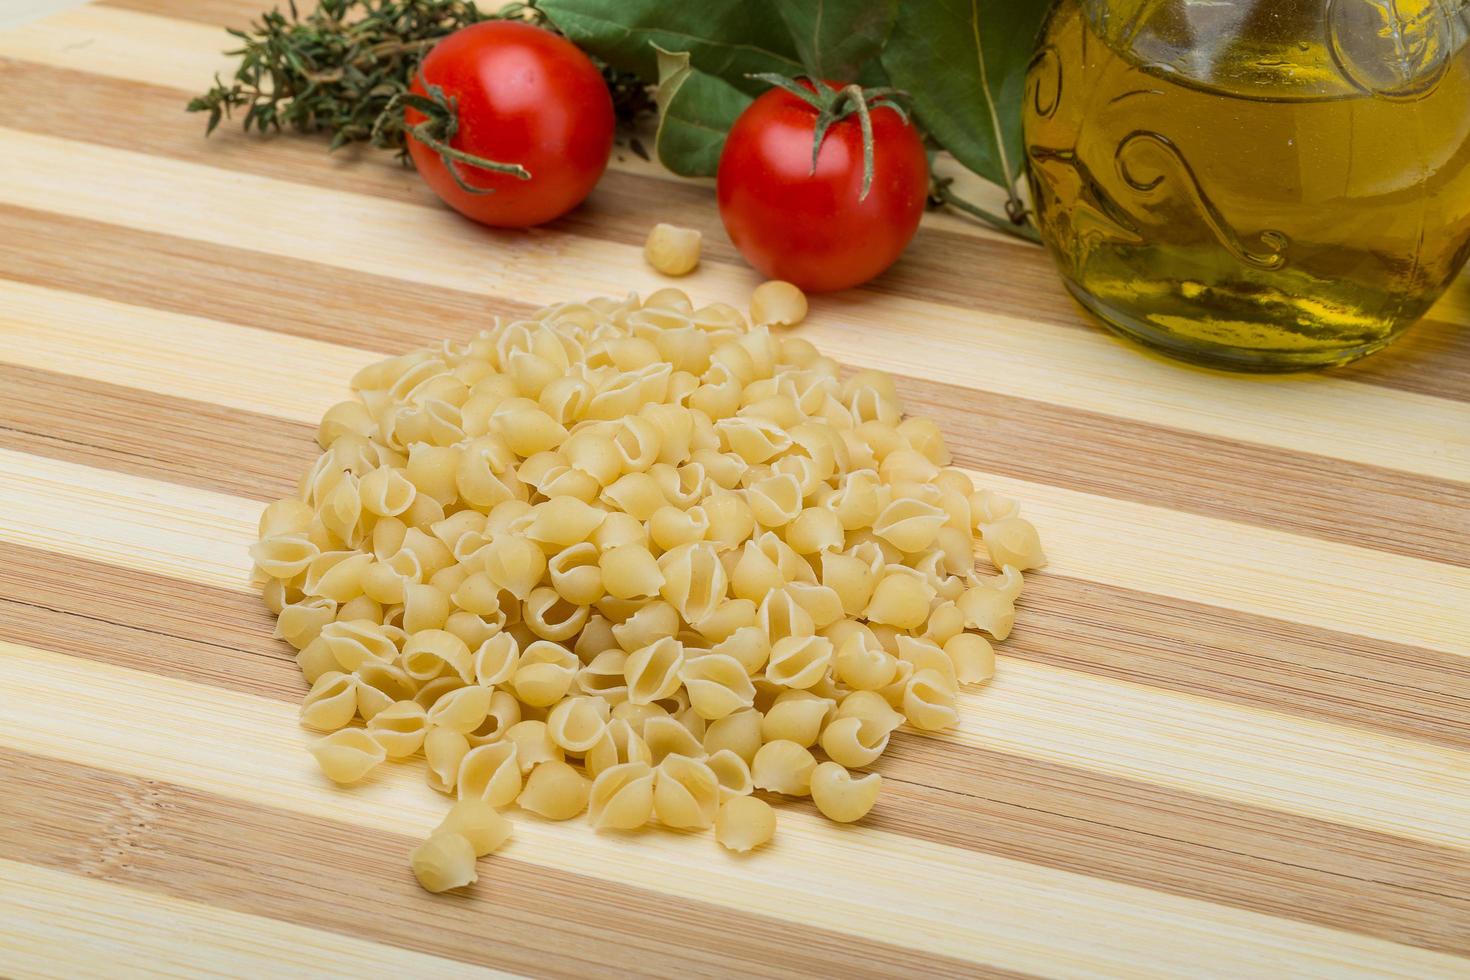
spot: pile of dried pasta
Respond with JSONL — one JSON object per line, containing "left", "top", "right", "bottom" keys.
{"left": 251, "top": 288, "right": 1044, "bottom": 891}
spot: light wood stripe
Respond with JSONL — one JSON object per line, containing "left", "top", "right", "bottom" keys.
{"left": 4, "top": 751, "right": 979, "bottom": 979}
{"left": 4, "top": 287, "right": 1464, "bottom": 656}
{"left": 0, "top": 127, "right": 1464, "bottom": 485}
{"left": 0, "top": 445, "right": 258, "bottom": 590}
{"left": 0, "top": 279, "right": 375, "bottom": 423}
{"left": 5, "top": 542, "right": 1466, "bottom": 953}
{"left": 0, "top": 860, "right": 503, "bottom": 979}
{"left": 2, "top": 447, "right": 1466, "bottom": 851}
{"left": 3, "top": 641, "right": 1462, "bottom": 979}
{"left": 2, "top": 206, "right": 1465, "bottom": 567}
{"left": 973, "top": 471, "right": 1470, "bottom": 658}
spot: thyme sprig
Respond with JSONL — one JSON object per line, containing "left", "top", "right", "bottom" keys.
{"left": 188, "top": 0, "right": 653, "bottom": 171}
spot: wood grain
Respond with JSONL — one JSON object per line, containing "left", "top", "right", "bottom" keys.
{"left": 4, "top": 286, "right": 1465, "bottom": 655}
{"left": 5, "top": 641, "right": 1466, "bottom": 979}
{"left": 4, "top": 450, "right": 1467, "bottom": 852}
{"left": 0, "top": 0, "right": 1468, "bottom": 975}
{"left": 5, "top": 546, "right": 1468, "bottom": 955}
{"left": 0, "top": 120, "right": 1464, "bottom": 484}
{"left": 2, "top": 751, "right": 976, "bottom": 980}
{"left": 3, "top": 205, "right": 1465, "bottom": 566}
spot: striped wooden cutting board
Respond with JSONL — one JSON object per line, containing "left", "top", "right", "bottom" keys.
{"left": 1, "top": 1, "right": 1467, "bottom": 976}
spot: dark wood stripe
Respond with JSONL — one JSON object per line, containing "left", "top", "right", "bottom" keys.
{"left": 3, "top": 544, "right": 1467, "bottom": 956}
{"left": 898, "top": 376, "right": 1470, "bottom": 568}
{"left": 873, "top": 740, "right": 1470, "bottom": 957}
{"left": 0, "top": 363, "right": 313, "bottom": 502}
{"left": 0, "top": 747, "right": 998, "bottom": 979}
{"left": 3, "top": 203, "right": 1466, "bottom": 568}
{"left": 2, "top": 52, "right": 1468, "bottom": 404}
{"left": 1009, "top": 575, "right": 1470, "bottom": 751}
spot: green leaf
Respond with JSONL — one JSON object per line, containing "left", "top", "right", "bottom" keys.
{"left": 775, "top": 0, "right": 897, "bottom": 82}
{"left": 880, "top": 0, "right": 1050, "bottom": 189}
{"left": 652, "top": 45, "right": 753, "bottom": 177}
{"left": 538, "top": 0, "right": 802, "bottom": 94}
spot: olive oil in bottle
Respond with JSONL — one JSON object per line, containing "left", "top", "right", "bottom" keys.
{"left": 1025, "top": 0, "right": 1470, "bottom": 370}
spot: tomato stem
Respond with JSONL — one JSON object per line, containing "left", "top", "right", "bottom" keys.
{"left": 747, "top": 73, "right": 911, "bottom": 203}
{"left": 389, "top": 70, "right": 532, "bottom": 195}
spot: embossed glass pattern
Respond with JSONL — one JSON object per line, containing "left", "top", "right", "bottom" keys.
{"left": 1025, "top": 0, "right": 1470, "bottom": 370}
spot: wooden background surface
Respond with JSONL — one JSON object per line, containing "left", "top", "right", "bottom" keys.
{"left": 1, "top": 1, "right": 1468, "bottom": 976}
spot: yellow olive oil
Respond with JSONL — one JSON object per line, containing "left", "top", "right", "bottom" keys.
{"left": 1025, "top": 0, "right": 1470, "bottom": 370}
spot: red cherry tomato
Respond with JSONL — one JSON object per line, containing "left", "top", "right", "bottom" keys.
{"left": 406, "top": 21, "right": 614, "bottom": 228}
{"left": 716, "top": 81, "right": 929, "bottom": 293}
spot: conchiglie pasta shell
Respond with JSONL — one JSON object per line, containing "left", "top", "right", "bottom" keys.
{"left": 653, "top": 754, "right": 720, "bottom": 830}
{"left": 810, "top": 762, "right": 882, "bottom": 823}
{"left": 643, "top": 715, "right": 704, "bottom": 765}
{"left": 751, "top": 740, "right": 817, "bottom": 796}
{"left": 518, "top": 760, "right": 590, "bottom": 820}
{"left": 409, "top": 832, "right": 477, "bottom": 893}
{"left": 679, "top": 654, "right": 757, "bottom": 720}
{"left": 366, "top": 700, "right": 429, "bottom": 758}
{"left": 715, "top": 795, "right": 776, "bottom": 853}
{"left": 588, "top": 761, "right": 656, "bottom": 831}
{"left": 309, "top": 728, "right": 386, "bottom": 784}
{"left": 903, "top": 668, "right": 960, "bottom": 731}
{"left": 436, "top": 799, "right": 512, "bottom": 857}
{"left": 457, "top": 741, "right": 522, "bottom": 807}
{"left": 299, "top": 671, "right": 358, "bottom": 732}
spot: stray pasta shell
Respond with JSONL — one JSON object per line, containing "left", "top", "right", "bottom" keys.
{"left": 436, "top": 799, "right": 512, "bottom": 857}
{"left": 410, "top": 832, "right": 478, "bottom": 893}
{"left": 308, "top": 728, "right": 386, "bottom": 784}
{"left": 751, "top": 739, "right": 817, "bottom": 796}
{"left": 980, "top": 517, "right": 1047, "bottom": 571}
{"left": 715, "top": 795, "right": 777, "bottom": 853}
{"left": 810, "top": 762, "right": 881, "bottom": 823}
{"left": 749, "top": 280, "right": 808, "bottom": 328}
{"left": 299, "top": 671, "right": 359, "bottom": 732}
{"left": 645, "top": 223, "right": 702, "bottom": 277}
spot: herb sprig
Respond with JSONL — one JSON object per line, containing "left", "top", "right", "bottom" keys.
{"left": 188, "top": 0, "right": 653, "bottom": 164}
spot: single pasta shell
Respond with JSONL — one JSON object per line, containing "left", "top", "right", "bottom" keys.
{"left": 308, "top": 728, "right": 386, "bottom": 784}
{"left": 410, "top": 832, "right": 478, "bottom": 893}
{"left": 750, "top": 740, "right": 817, "bottom": 796}
{"left": 715, "top": 795, "right": 777, "bottom": 853}
{"left": 436, "top": 799, "right": 513, "bottom": 857}
{"left": 809, "top": 761, "right": 882, "bottom": 823}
